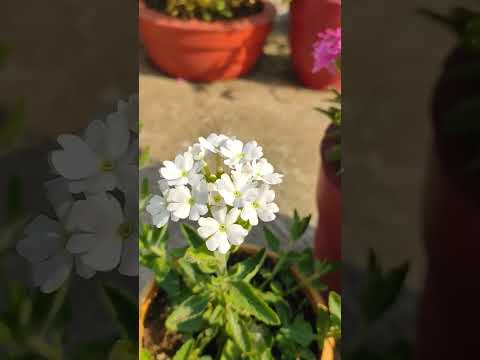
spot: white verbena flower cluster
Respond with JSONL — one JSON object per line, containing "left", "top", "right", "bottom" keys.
{"left": 16, "top": 95, "right": 138, "bottom": 293}
{"left": 147, "top": 134, "right": 283, "bottom": 254}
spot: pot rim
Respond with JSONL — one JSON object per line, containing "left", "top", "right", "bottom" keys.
{"left": 139, "top": 0, "right": 276, "bottom": 31}
{"left": 139, "top": 243, "right": 336, "bottom": 360}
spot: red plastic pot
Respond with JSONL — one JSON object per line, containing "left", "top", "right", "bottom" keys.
{"left": 139, "top": 0, "right": 276, "bottom": 82}
{"left": 289, "top": 0, "right": 341, "bottom": 90}
{"left": 417, "top": 46, "right": 480, "bottom": 359}
{"left": 314, "top": 125, "right": 341, "bottom": 292}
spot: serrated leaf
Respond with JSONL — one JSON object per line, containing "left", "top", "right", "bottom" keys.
{"left": 230, "top": 248, "right": 266, "bottom": 282}
{"left": 184, "top": 246, "right": 220, "bottom": 274}
{"left": 173, "top": 339, "right": 195, "bottom": 360}
{"left": 166, "top": 294, "right": 209, "bottom": 333}
{"left": 228, "top": 281, "right": 280, "bottom": 326}
{"left": 280, "top": 314, "right": 316, "bottom": 348}
{"left": 263, "top": 227, "right": 280, "bottom": 251}
{"left": 225, "top": 307, "right": 251, "bottom": 353}
{"left": 290, "top": 210, "right": 312, "bottom": 241}
{"left": 328, "top": 292, "right": 341, "bottom": 339}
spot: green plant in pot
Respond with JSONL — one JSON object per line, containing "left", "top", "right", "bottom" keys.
{"left": 139, "top": 134, "right": 341, "bottom": 359}
{"left": 139, "top": 0, "right": 276, "bottom": 81}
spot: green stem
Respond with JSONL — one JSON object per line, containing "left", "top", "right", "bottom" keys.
{"left": 40, "top": 278, "right": 70, "bottom": 337}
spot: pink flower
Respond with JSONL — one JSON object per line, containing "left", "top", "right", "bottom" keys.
{"left": 312, "top": 27, "right": 341, "bottom": 74}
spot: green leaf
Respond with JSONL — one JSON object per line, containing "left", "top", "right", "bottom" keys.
{"left": 361, "top": 249, "right": 409, "bottom": 324}
{"left": 220, "top": 339, "right": 242, "bottom": 360}
{"left": 173, "top": 339, "right": 195, "bottom": 360}
{"left": 230, "top": 248, "right": 266, "bottom": 282}
{"left": 184, "top": 246, "right": 220, "bottom": 274}
{"left": 328, "top": 291, "right": 341, "bottom": 339}
{"left": 225, "top": 307, "right": 251, "bottom": 353}
{"left": 181, "top": 224, "right": 204, "bottom": 248}
{"left": 263, "top": 227, "right": 280, "bottom": 251}
{"left": 140, "top": 349, "right": 155, "bottom": 360}
{"left": 0, "top": 322, "right": 14, "bottom": 347}
{"left": 140, "top": 147, "right": 151, "bottom": 167}
{"left": 280, "top": 315, "right": 316, "bottom": 348}
{"left": 165, "top": 294, "right": 209, "bottom": 333}
{"left": 227, "top": 281, "right": 280, "bottom": 326}
{"left": 290, "top": 210, "right": 312, "bottom": 242}
{"left": 316, "top": 305, "right": 331, "bottom": 348}
{"left": 109, "top": 339, "right": 137, "bottom": 360}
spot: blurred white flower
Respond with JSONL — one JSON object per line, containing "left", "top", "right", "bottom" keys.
{"left": 198, "top": 207, "right": 248, "bottom": 254}
{"left": 216, "top": 172, "right": 256, "bottom": 208}
{"left": 241, "top": 185, "right": 280, "bottom": 226}
{"left": 16, "top": 189, "right": 95, "bottom": 293}
{"left": 116, "top": 94, "right": 139, "bottom": 133}
{"left": 167, "top": 184, "right": 208, "bottom": 221}
{"left": 50, "top": 114, "right": 135, "bottom": 195}
{"left": 146, "top": 194, "right": 170, "bottom": 228}
{"left": 220, "top": 139, "right": 263, "bottom": 168}
{"left": 66, "top": 193, "right": 130, "bottom": 273}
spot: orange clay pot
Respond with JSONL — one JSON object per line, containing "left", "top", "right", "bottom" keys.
{"left": 289, "top": 0, "right": 341, "bottom": 90}
{"left": 314, "top": 125, "right": 341, "bottom": 293}
{"left": 139, "top": 0, "right": 276, "bottom": 82}
{"left": 140, "top": 244, "right": 337, "bottom": 360}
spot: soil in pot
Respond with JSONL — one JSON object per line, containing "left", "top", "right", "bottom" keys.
{"left": 143, "top": 0, "right": 263, "bottom": 21}
{"left": 143, "top": 289, "right": 183, "bottom": 358}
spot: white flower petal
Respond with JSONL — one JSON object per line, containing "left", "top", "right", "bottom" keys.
{"left": 227, "top": 224, "right": 248, "bottom": 246}
{"left": 105, "top": 112, "right": 130, "bottom": 160}
{"left": 212, "top": 207, "right": 227, "bottom": 224}
{"left": 18, "top": 215, "right": 63, "bottom": 262}
{"left": 75, "top": 257, "right": 96, "bottom": 279}
{"left": 118, "top": 236, "right": 138, "bottom": 276}
{"left": 226, "top": 208, "right": 240, "bottom": 226}
{"left": 33, "top": 251, "right": 73, "bottom": 294}
{"left": 80, "top": 235, "right": 122, "bottom": 272}
{"left": 66, "top": 233, "right": 97, "bottom": 254}
{"left": 50, "top": 134, "right": 98, "bottom": 179}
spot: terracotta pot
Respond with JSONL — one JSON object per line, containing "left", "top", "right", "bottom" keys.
{"left": 289, "top": 0, "right": 341, "bottom": 90}
{"left": 139, "top": 0, "right": 276, "bottom": 82}
{"left": 140, "top": 243, "right": 336, "bottom": 360}
{"left": 417, "top": 46, "right": 480, "bottom": 359}
{"left": 314, "top": 125, "right": 341, "bottom": 293}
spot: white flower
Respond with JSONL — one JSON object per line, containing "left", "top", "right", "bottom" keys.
{"left": 216, "top": 172, "right": 256, "bottom": 208}
{"left": 50, "top": 115, "right": 135, "bottom": 194}
{"left": 189, "top": 143, "right": 207, "bottom": 161}
{"left": 241, "top": 185, "right": 280, "bottom": 225}
{"left": 207, "top": 182, "right": 226, "bottom": 208}
{"left": 243, "top": 158, "right": 283, "bottom": 185}
{"left": 146, "top": 194, "right": 170, "bottom": 228}
{"left": 166, "top": 184, "right": 208, "bottom": 221}
{"left": 198, "top": 133, "right": 229, "bottom": 154}
{"left": 198, "top": 207, "right": 248, "bottom": 254}
{"left": 160, "top": 152, "right": 201, "bottom": 186}
{"left": 220, "top": 139, "right": 263, "bottom": 168}
{"left": 116, "top": 94, "right": 138, "bottom": 133}
{"left": 66, "top": 194, "right": 129, "bottom": 272}
{"left": 16, "top": 190, "right": 95, "bottom": 293}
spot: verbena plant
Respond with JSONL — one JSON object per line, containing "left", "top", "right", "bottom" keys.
{"left": 139, "top": 134, "right": 341, "bottom": 359}
{"left": 144, "top": 0, "right": 262, "bottom": 22}
{"left": 139, "top": 216, "right": 341, "bottom": 360}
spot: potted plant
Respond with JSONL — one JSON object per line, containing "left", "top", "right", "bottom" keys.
{"left": 417, "top": 7, "right": 480, "bottom": 359}
{"left": 314, "top": 91, "right": 341, "bottom": 293}
{"left": 289, "top": 0, "right": 341, "bottom": 90}
{"left": 139, "top": 134, "right": 341, "bottom": 359}
{"left": 139, "top": 0, "right": 276, "bottom": 82}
